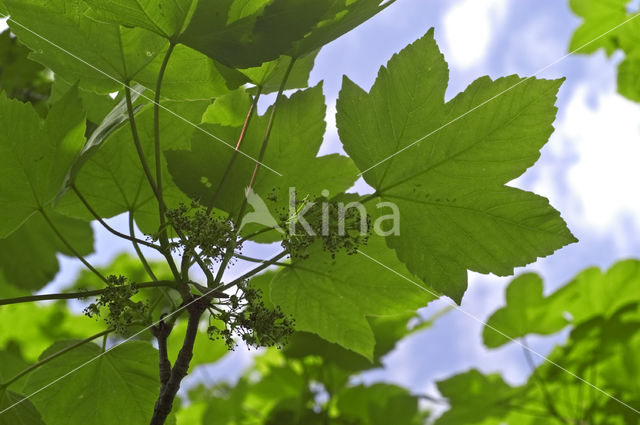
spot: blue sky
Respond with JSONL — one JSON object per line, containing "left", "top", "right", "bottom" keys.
{"left": 3, "top": 0, "right": 640, "bottom": 406}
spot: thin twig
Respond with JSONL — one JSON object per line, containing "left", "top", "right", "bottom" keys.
{"left": 72, "top": 185, "right": 161, "bottom": 251}
{"left": 0, "top": 281, "right": 178, "bottom": 306}
{"left": 153, "top": 42, "right": 176, "bottom": 255}
{"left": 522, "top": 337, "right": 569, "bottom": 424}
{"left": 39, "top": 207, "right": 109, "bottom": 284}
{"left": 205, "top": 86, "right": 263, "bottom": 214}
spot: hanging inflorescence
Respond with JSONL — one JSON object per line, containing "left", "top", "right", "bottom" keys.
{"left": 276, "top": 193, "right": 371, "bottom": 260}
{"left": 83, "top": 275, "right": 148, "bottom": 334}
{"left": 207, "top": 282, "right": 294, "bottom": 350}
{"left": 162, "top": 202, "right": 241, "bottom": 269}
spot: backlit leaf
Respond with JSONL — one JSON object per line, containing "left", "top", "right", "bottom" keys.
{"left": 336, "top": 29, "right": 576, "bottom": 302}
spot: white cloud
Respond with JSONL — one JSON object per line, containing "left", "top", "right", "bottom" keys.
{"left": 442, "top": 0, "right": 508, "bottom": 69}
{"left": 561, "top": 84, "right": 640, "bottom": 231}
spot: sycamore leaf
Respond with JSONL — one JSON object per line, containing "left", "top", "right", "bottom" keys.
{"left": 57, "top": 100, "right": 208, "bottom": 235}
{"left": 0, "top": 346, "right": 44, "bottom": 424}
{"left": 482, "top": 273, "right": 569, "bottom": 348}
{"left": 5, "top": 0, "right": 238, "bottom": 97}
{"left": 166, "top": 84, "right": 358, "bottom": 239}
{"left": 548, "top": 259, "right": 640, "bottom": 325}
{"left": 59, "top": 84, "right": 146, "bottom": 200}
{"left": 336, "top": 29, "right": 576, "bottom": 302}
{"left": 0, "top": 29, "right": 51, "bottom": 110}
{"left": 239, "top": 52, "right": 318, "bottom": 95}
{"left": 50, "top": 78, "right": 118, "bottom": 125}
{"left": 83, "top": 0, "right": 196, "bottom": 39}
{"left": 617, "top": 52, "right": 640, "bottom": 102}
{"left": 0, "top": 303, "right": 103, "bottom": 361}
{"left": 270, "top": 228, "right": 432, "bottom": 359}
{"left": 280, "top": 307, "right": 447, "bottom": 372}
{"left": 201, "top": 88, "right": 253, "bottom": 127}
{"left": 336, "top": 384, "right": 419, "bottom": 425}
{"left": 24, "top": 341, "right": 162, "bottom": 425}
{"left": 5, "top": 0, "right": 165, "bottom": 93}
{"left": 0, "top": 209, "right": 94, "bottom": 291}
{"left": 289, "top": 0, "right": 397, "bottom": 58}
{"left": 614, "top": 18, "right": 640, "bottom": 101}
{"left": 167, "top": 319, "right": 228, "bottom": 368}
{"left": 435, "top": 370, "right": 523, "bottom": 425}
{"left": 553, "top": 303, "right": 640, "bottom": 376}
{"left": 133, "top": 44, "right": 243, "bottom": 100}
{"left": 0, "top": 389, "right": 45, "bottom": 425}
{"left": 568, "top": 0, "right": 628, "bottom": 55}
{"left": 484, "top": 260, "right": 640, "bottom": 348}
{"left": 0, "top": 86, "right": 85, "bottom": 238}
{"left": 179, "top": 0, "right": 329, "bottom": 68}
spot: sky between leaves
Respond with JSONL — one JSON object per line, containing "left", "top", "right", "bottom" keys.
{"left": 0, "top": 0, "right": 639, "bottom": 407}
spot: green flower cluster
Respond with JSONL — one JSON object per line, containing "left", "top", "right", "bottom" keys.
{"left": 84, "top": 275, "right": 148, "bottom": 334}
{"left": 208, "top": 284, "right": 294, "bottom": 350}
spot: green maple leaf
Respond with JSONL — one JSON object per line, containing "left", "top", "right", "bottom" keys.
{"left": 0, "top": 303, "right": 103, "bottom": 362}
{"left": 289, "top": 0, "right": 398, "bottom": 58}
{"left": 569, "top": 0, "right": 628, "bottom": 55}
{"left": 166, "top": 84, "right": 358, "bottom": 238}
{"left": 269, "top": 229, "right": 432, "bottom": 359}
{"left": 178, "top": 0, "right": 329, "bottom": 68}
{"left": 57, "top": 100, "right": 207, "bottom": 234}
{"left": 0, "top": 389, "right": 45, "bottom": 425}
{"left": 239, "top": 52, "right": 318, "bottom": 95}
{"left": 336, "top": 384, "right": 419, "bottom": 425}
{"left": 4, "top": 0, "right": 237, "bottom": 97}
{"left": 336, "top": 29, "right": 576, "bottom": 302}
{"left": 0, "top": 210, "right": 94, "bottom": 291}
{"left": 484, "top": 259, "right": 640, "bottom": 348}
{"left": 0, "top": 85, "right": 85, "bottom": 238}
{"left": 83, "top": 0, "right": 196, "bottom": 40}
{"left": 435, "top": 370, "right": 523, "bottom": 425}
{"left": 24, "top": 341, "right": 165, "bottom": 425}
{"left": 482, "top": 273, "right": 569, "bottom": 348}
{"left": 0, "top": 348, "right": 44, "bottom": 425}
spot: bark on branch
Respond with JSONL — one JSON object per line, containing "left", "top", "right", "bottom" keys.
{"left": 149, "top": 298, "right": 208, "bottom": 425}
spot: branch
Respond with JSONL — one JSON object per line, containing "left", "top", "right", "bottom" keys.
{"left": 151, "top": 320, "right": 173, "bottom": 387}
{"left": 149, "top": 298, "right": 207, "bottom": 425}
{"left": 233, "top": 253, "right": 291, "bottom": 268}
{"left": 39, "top": 207, "right": 109, "bottom": 285}
{"left": 145, "top": 253, "right": 286, "bottom": 424}
{"left": 0, "top": 281, "right": 179, "bottom": 306}
{"left": 0, "top": 328, "right": 113, "bottom": 388}
{"left": 220, "top": 251, "right": 288, "bottom": 291}
{"left": 237, "top": 226, "right": 279, "bottom": 244}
